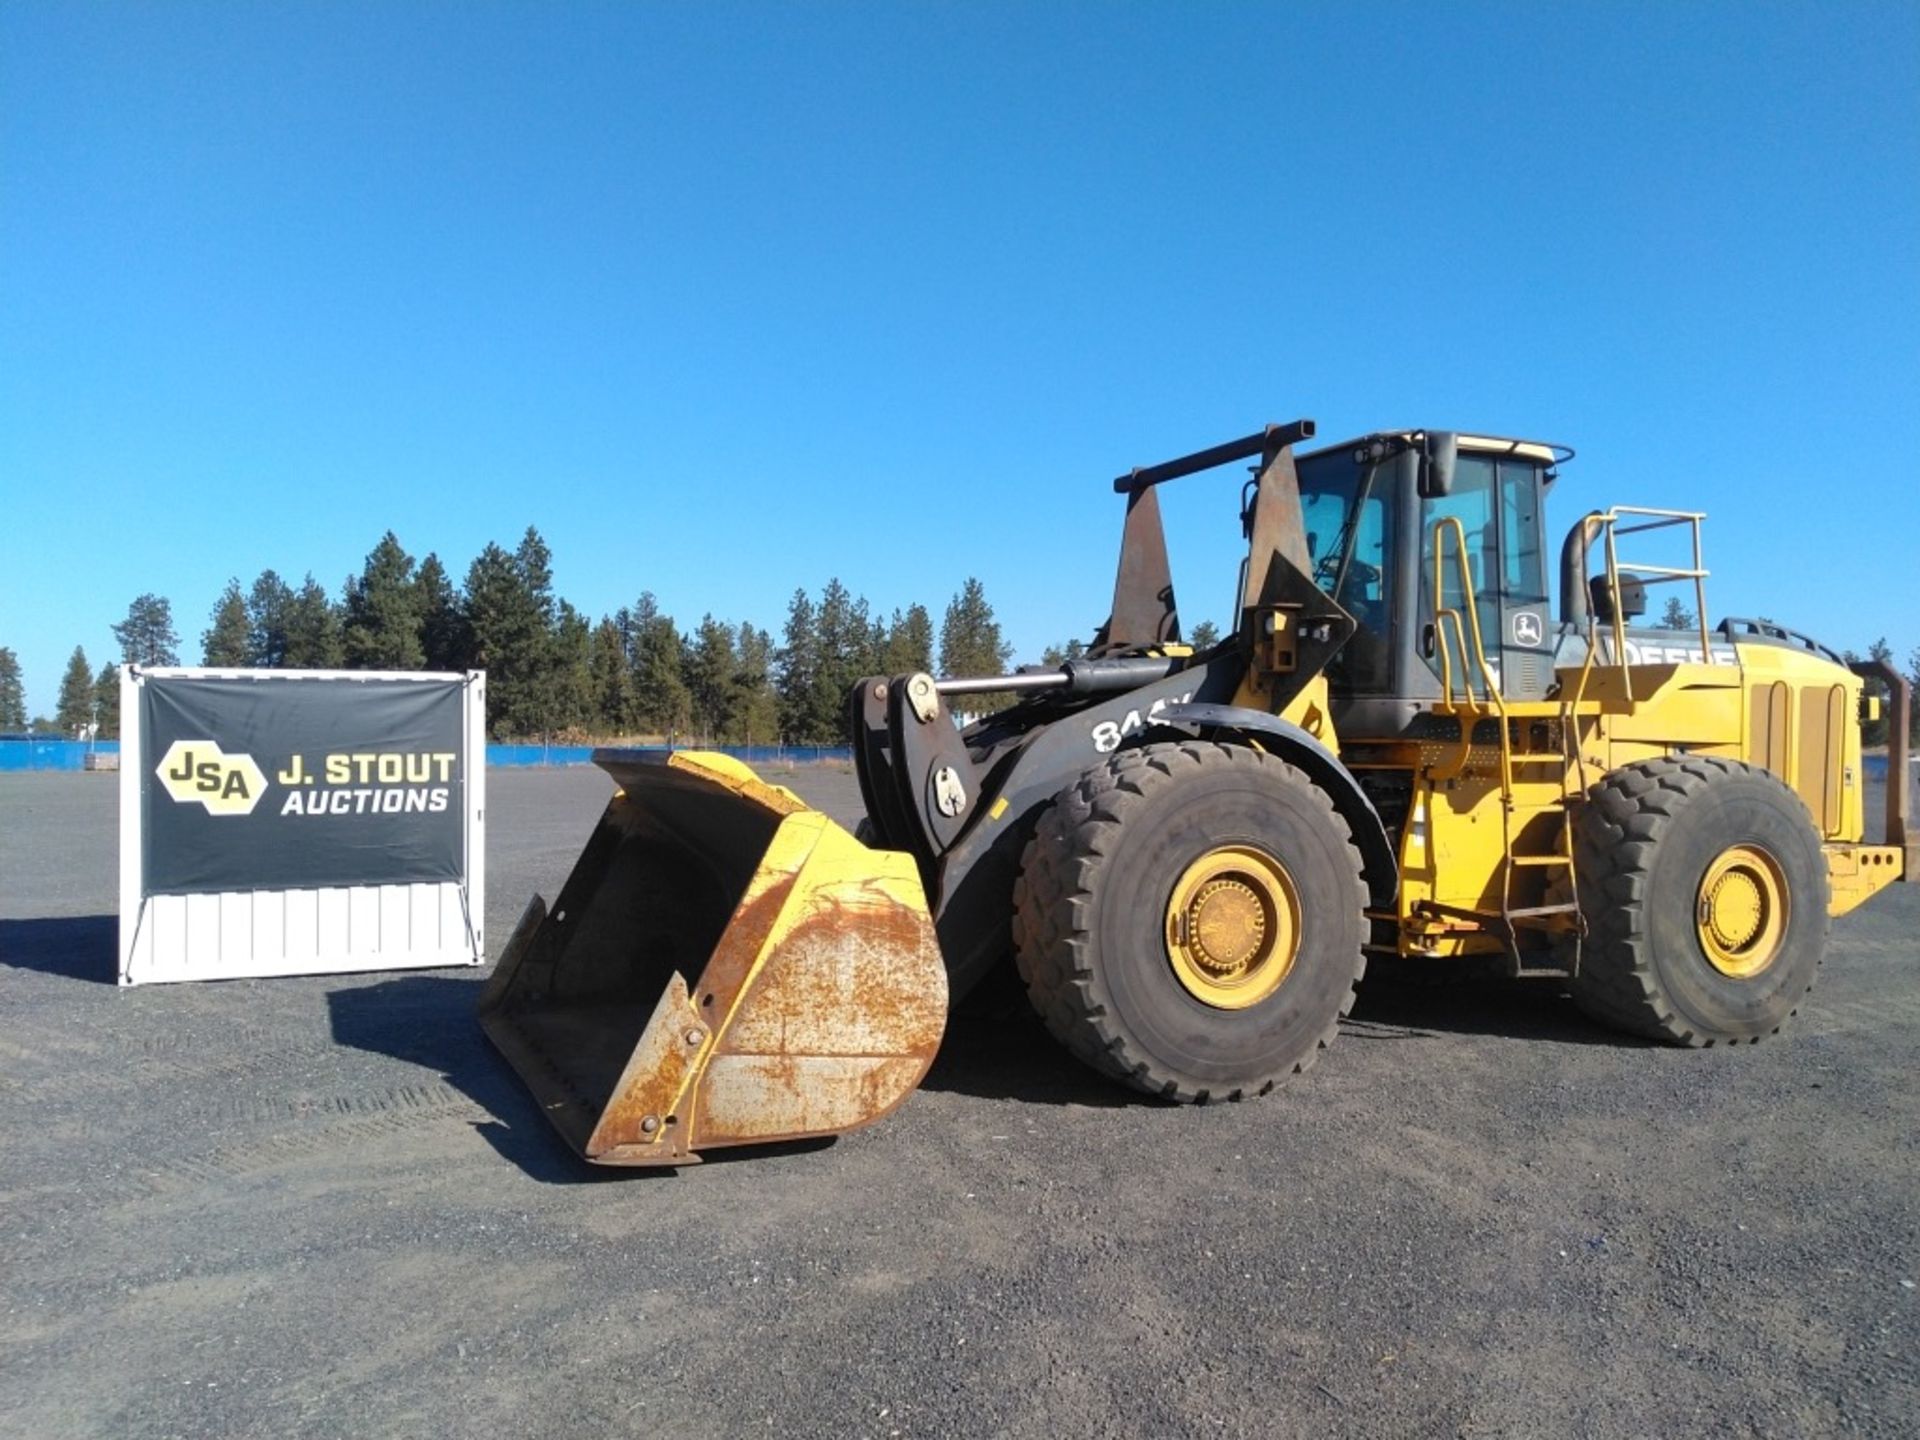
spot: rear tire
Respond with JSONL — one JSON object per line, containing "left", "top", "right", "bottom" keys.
{"left": 1569, "top": 755, "right": 1828, "bottom": 1044}
{"left": 1011, "top": 741, "right": 1368, "bottom": 1102}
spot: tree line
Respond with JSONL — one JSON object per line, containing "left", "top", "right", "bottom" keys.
{"left": 0, "top": 527, "right": 1025, "bottom": 742}
{"left": 10, "top": 548, "right": 1911, "bottom": 746}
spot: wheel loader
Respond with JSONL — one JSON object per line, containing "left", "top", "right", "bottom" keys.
{"left": 480, "top": 418, "right": 1914, "bottom": 1165}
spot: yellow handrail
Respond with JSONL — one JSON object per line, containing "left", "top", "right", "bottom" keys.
{"left": 1435, "top": 609, "right": 1473, "bottom": 709}
{"left": 1430, "top": 517, "right": 1514, "bottom": 792}
{"left": 1578, "top": 506, "right": 1715, "bottom": 707}
{"left": 1430, "top": 516, "right": 1505, "bottom": 718}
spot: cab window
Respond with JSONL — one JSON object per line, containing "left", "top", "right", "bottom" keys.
{"left": 1422, "top": 455, "right": 1501, "bottom": 662}
{"left": 1297, "top": 448, "right": 1395, "bottom": 693}
{"left": 1498, "top": 459, "right": 1548, "bottom": 606}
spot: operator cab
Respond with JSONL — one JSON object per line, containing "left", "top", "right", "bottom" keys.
{"left": 1294, "top": 430, "right": 1571, "bottom": 738}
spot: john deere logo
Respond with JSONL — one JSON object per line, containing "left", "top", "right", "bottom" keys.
{"left": 155, "top": 740, "right": 269, "bottom": 816}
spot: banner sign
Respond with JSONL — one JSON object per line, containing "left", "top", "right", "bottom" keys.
{"left": 118, "top": 668, "right": 486, "bottom": 986}
{"left": 140, "top": 675, "right": 464, "bottom": 895}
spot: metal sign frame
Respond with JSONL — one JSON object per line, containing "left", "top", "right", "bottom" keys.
{"left": 118, "top": 667, "right": 487, "bottom": 985}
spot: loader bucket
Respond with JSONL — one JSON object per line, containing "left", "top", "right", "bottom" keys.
{"left": 478, "top": 749, "right": 948, "bottom": 1166}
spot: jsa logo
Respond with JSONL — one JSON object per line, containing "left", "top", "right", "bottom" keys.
{"left": 1090, "top": 693, "right": 1193, "bottom": 754}
{"left": 154, "top": 740, "right": 269, "bottom": 816}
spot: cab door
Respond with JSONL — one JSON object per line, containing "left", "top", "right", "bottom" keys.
{"left": 1420, "top": 454, "right": 1553, "bottom": 701}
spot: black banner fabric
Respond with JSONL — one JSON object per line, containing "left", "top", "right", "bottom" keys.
{"left": 140, "top": 675, "right": 467, "bottom": 896}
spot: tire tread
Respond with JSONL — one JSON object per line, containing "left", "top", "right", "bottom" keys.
{"left": 1011, "top": 741, "right": 1367, "bottom": 1102}
{"left": 1568, "top": 754, "right": 1828, "bottom": 1045}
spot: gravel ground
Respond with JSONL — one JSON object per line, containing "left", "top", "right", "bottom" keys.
{"left": 1, "top": 765, "right": 1916, "bottom": 1439}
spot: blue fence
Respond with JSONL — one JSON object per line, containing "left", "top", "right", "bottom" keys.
{"left": 484, "top": 743, "right": 854, "bottom": 768}
{"left": 0, "top": 738, "right": 852, "bottom": 773}
{"left": 3, "top": 735, "right": 1896, "bottom": 780}
{"left": 486, "top": 743, "right": 598, "bottom": 768}
{"left": 0, "top": 739, "right": 120, "bottom": 772}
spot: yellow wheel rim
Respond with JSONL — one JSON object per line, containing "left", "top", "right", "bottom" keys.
{"left": 1696, "top": 843, "right": 1789, "bottom": 979}
{"left": 1165, "top": 844, "right": 1301, "bottom": 1010}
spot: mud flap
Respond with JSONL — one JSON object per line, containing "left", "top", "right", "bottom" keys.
{"left": 478, "top": 750, "right": 948, "bottom": 1166}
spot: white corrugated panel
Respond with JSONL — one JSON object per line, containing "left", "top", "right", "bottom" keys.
{"left": 124, "top": 882, "right": 476, "bottom": 983}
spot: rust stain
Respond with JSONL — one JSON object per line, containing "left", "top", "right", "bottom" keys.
{"left": 720, "top": 898, "right": 946, "bottom": 1057}
{"left": 698, "top": 1055, "right": 932, "bottom": 1146}
{"left": 691, "top": 879, "right": 947, "bottom": 1148}
{"left": 588, "top": 975, "right": 699, "bottom": 1156}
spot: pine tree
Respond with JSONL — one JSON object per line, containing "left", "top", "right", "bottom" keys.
{"left": 809, "top": 579, "right": 877, "bottom": 742}
{"left": 464, "top": 543, "right": 549, "bottom": 737}
{"left": 683, "top": 615, "right": 738, "bottom": 741}
{"left": 202, "top": 580, "right": 252, "bottom": 666}
{"left": 588, "top": 616, "right": 636, "bottom": 735}
{"left": 881, "top": 604, "right": 935, "bottom": 675}
{"left": 247, "top": 570, "right": 293, "bottom": 666}
{"left": 463, "top": 545, "right": 519, "bottom": 730}
{"left": 282, "top": 574, "right": 345, "bottom": 668}
{"left": 940, "top": 578, "right": 1012, "bottom": 675}
{"left": 732, "top": 622, "right": 780, "bottom": 746}
{"left": 549, "top": 601, "right": 594, "bottom": 732}
{"left": 517, "top": 528, "right": 562, "bottom": 726}
{"left": 56, "top": 647, "right": 95, "bottom": 734}
{"left": 92, "top": 664, "right": 119, "bottom": 739}
{"left": 0, "top": 648, "right": 25, "bottom": 729}
{"left": 941, "top": 577, "right": 1014, "bottom": 713}
{"left": 776, "top": 588, "right": 818, "bottom": 742}
{"left": 612, "top": 606, "right": 638, "bottom": 668}
{"left": 1187, "top": 620, "right": 1220, "bottom": 652}
{"left": 416, "top": 553, "right": 471, "bottom": 671}
{"left": 1041, "top": 637, "right": 1089, "bottom": 667}
{"left": 629, "top": 592, "right": 690, "bottom": 737}
{"left": 342, "top": 532, "right": 426, "bottom": 669}
{"left": 1659, "top": 596, "right": 1696, "bottom": 630}
{"left": 113, "top": 594, "right": 180, "bottom": 666}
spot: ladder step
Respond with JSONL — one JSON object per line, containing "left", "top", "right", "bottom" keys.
{"left": 1506, "top": 902, "right": 1581, "bottom": 919}
{"left": 1510, "top": 854, "right": 1575, "bottom": 868}
{"left": 1505, "top": 753, "right": 1568, "bottom": 765}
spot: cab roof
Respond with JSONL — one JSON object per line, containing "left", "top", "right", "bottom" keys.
{"left": 1305, "top": 430, "right": 1574, "bottom": 471}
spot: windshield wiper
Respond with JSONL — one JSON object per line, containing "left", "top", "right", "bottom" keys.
{"left": 1320, "top": 459, "right": 1383, "bottom": 600}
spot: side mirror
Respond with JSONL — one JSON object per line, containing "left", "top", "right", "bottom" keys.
{"left": 1418, "top": 432, "right": 1458, "bottom": 498}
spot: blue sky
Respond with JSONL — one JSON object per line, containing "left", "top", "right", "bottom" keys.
{"left": 3, "top": 2, "right": 1916, "bottom": 717}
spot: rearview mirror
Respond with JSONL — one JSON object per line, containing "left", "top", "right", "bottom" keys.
{"left": 1418, "top": 432, "right": 1458, "bottom": 498}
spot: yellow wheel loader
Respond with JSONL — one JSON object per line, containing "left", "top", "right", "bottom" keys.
{"left": 480, "top": 419, "right": 1913, "bottom": 1165}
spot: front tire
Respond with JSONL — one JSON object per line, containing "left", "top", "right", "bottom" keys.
{"left": 1011, "top": 741, "right": 1368, "bottom": 1101}
{"left": 1569, "top": 756, "right": 1828, "bottom": 1044}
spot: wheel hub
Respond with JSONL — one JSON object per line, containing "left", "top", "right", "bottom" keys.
{"left": 1696, "top": 844, "right": 1788, "bottom": 979}
{"left": 1186, "top": 879, "right": 1268, "bottom": 975}
{"left": 1165, "top": 845, "right": 1300, "bottom": 1010}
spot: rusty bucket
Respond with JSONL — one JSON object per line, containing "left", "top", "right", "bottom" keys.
{"left": 478, "top": 750, "right": 947, "bottom": 1166}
